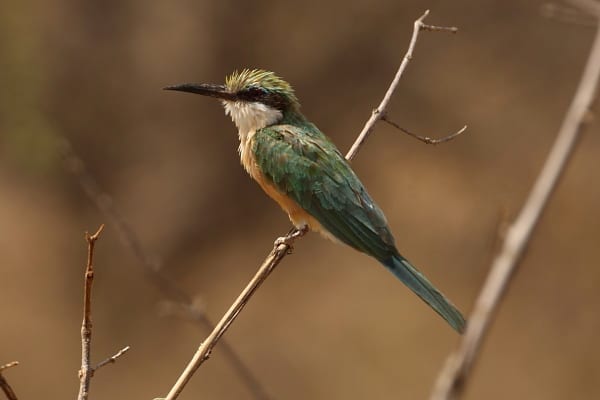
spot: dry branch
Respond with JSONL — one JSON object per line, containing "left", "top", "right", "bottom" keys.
{"left": 0, "top": 362, "right": 18, "bottom": 400}
{"left": 381, "top": 115, "right": 467, "bottom": 145}
{"left": 60, "top": 140, "right": 272, "bottom": 400}
{"left": 163, "top": 10, "right": 463, "bottom": 400}
{"left": 78, "top": 225, "right": 129, "bottom": 400}
{"left": 164, "top": 241, "right": 299, "bottom": 400}
{"left": 429, "top": 7, "right": 600, "bottom": 400}
{"left": 345, "top": 9, "right": 462, "bottom": 159}
{"left": 94, "top": 346, "right": 131, "bottom": 371}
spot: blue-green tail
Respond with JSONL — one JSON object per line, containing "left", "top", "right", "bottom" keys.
{"left": 381, "top": 254, "right": 466, "bottom": 333}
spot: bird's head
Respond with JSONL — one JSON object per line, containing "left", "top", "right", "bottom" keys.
{"left": 165, "top": 69, "right": 300, "bottom": 134}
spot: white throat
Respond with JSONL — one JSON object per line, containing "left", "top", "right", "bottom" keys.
{"left": 223, "top": 101, "right": 283, "bottom": 145}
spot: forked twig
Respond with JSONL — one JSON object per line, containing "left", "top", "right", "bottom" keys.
{"left": 163, "top": 10, "right": 462, "bottom": 400}
{"left": 78, "top": 225, "right": 129, "bottom": 400}
{"left": 345, "top": 9, "right": 462, "bottom": 160}
{"left": 430, "top": 7, "right": 600, "bottom": 400}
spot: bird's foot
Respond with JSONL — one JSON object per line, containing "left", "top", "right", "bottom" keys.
{"left": 274, "top": 226, "right": 309, "bottom": 252}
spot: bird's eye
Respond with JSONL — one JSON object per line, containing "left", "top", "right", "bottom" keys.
{"left": 246, "top": 86, "right": 264, "bottom": 97}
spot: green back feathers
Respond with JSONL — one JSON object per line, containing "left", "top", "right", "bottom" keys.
{"left": 253, "top": 124, "right": 396, "bottom": 260}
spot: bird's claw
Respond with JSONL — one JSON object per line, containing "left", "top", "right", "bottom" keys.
{"left": 274, "top": 230, "right": 291, "bottom": 247}
{"left": 274, "top": 226, "right": 308, "bottom": 252}
{"left": 274, "top": 236, "right": 293, "bottom": 250}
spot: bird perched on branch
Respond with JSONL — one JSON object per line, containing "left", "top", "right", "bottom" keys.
{"left": 165, "top": 69, "right": 466, "bottom": 333}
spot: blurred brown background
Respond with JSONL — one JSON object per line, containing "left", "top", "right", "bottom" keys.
{"left": 1, "top": 0, "right": 599, "bottom": 399}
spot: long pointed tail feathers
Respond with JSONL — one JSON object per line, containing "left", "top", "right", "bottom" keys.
{"left": 382, "top": 254, "right": 466, "bottom": 334}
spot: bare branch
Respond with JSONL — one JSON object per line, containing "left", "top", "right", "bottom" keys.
{"left": 164, "top": 230, "right": 304, "bottom": 400}
{"left": 345, "top": 9, "right": 460, "bottom": 160}
{"left": 94, "top": 346, "right": 131, "bottom": 372}
{"left": 430, "top": 13, "right": 600, "bottom": 400}
{"left": 381, "top": 115, "right": 467, "bottom": 145}
{"left": 78, "top": 225, "right": 129, "bottom": 400}
{"left": 78, "top": 225, "right": 103, "bottom": 400}
{"left": 420, "top": 24, "right": 459, "bottom": 33}
{"left": 162, "top": 10, "right": 459, "bottom": 400}
{"left": 60, "top": 140, "right": 272, "bottom": 400}
{"left": 0, "top": 362, "right": 18, "bottom": 400}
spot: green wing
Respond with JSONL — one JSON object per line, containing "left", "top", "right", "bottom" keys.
{"left": 253, "top": 124, "right": 396, "bottom": 260}
{"left": 254, "top": 123, "right": 466, "bottom": 333}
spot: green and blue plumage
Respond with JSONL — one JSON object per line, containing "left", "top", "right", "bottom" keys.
{"left": 253, "top": 115, "right": 465, "bottom": 333}
{"left": 165, "top": 69, "right": 466, "bottom": 333}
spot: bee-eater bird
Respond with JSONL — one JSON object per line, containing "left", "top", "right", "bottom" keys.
{"left": 165, "top": 69, "right": 466, "bottom": 333}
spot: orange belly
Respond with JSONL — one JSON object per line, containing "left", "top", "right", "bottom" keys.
{"left": 255, "top": 175, "right": 313, "bottom": 226}
{"left": 261, "top": 179, "right": 337, "bottom": 242}
{"left": 240, "top": 132, "right": 337, "bottom": 242}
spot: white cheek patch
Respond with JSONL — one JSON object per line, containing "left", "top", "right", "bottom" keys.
{"left": 223, "top": 101, "right": 283, "bottom": 138}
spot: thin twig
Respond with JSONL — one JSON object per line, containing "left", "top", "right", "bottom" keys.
{"left": 78, "top": 225, "right": 129, "bottom": 400}
{"left": 0, "top": 364, "right": 18, "bottom": 374}
{"left": 381, "top": 115, "right": 467, "bottom": 145}
{"left": 430, "top": 10, "right": 600, "bottom": 400}
{"left": 60, "top": 140, "right": 272, "bottom": 400}
{"left": 345, "top": 9, "right": 460, "bottom": 160}
{"left": 162, "top": 10, "right": 459, "bottom": 400}
{"left": 0, "top": 362, "right": 18, "bottom": 400}
{"left": 94, "top": 346, "right": 131, "bottom": 371}
{"left": 78, "top": 225, "right": 104, "bottom": 400}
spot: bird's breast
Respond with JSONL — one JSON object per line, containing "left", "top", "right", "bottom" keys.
{"left": 239, "top": 132, "right": 298, "bottom": 214}
{"left": 238, "top": 129, "right": 258, "bottom": 177}
{"left": 239, "top": 134, "right": 336, "bottom": 241}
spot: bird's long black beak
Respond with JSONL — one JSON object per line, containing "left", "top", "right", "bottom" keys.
{"left": 163, "top": 83, "right": 237, "bottom": 101}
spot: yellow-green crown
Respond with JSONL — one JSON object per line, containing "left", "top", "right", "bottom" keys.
{"left": 225, "top": 69, "right": 299, "bottom": 108}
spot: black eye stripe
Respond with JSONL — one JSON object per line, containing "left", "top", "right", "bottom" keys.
{"left": 246, "top": 87, "right": 264, "bottom": 97}
{"left": 238, "top": 87, "right": 288, "bottom": 110}
{"left": 238, "top": 86, "right": 266, "bottom": 100}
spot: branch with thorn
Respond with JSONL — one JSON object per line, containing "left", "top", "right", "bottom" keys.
{"left": 429, "top": 3, "right": 600, "bottom": 400}
{"left": 162, "top": 10, "right": 466, "bottom": 400}
{"left": 0, "top": 362, "right": 19, "bottom": 400}
{"left": 77, "top": 225, "right": 130, "bottom": 400}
